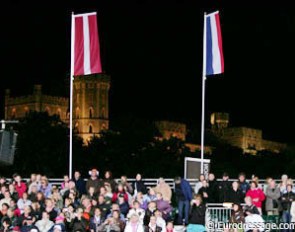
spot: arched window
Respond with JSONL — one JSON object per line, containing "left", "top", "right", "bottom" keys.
{"left": 89, "top": 125, "right": 93, "bottom": 133}
{"left": 89, "top": 107, "right": 94, "bottom": 118}
{"left": 75, "top": 107, "right": 80, "bottom": 119}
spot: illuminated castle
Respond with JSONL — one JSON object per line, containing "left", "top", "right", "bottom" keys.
{"left": 210, "top": 112, "right": 287, "bottom": 154}
{"left": 4, "top": 74, "right": 110, "bottom": 142}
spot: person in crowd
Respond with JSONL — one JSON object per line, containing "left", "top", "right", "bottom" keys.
{"left": 230, "top": 203, "right": 245, "bottom": 224}
{"left": 51, "top": 188, "right": 63, "bottom": 210}
{"left": 145, "top": 188, "right": 157, "bottom": 203}
{"left": 155, "top": 192, "right": 172, "bottom": 221}
{"left": 86, "top": 168, "right": 103, "bottom": 195}
{"left": 188, "top": 194, "right": 206, "bottom": 226}
{"left": 27, "top": 174, "right": 37, "bottom": 189}
{"left": 218, "top": 172, "right": 231, "bottom": 203}
{"left": 87, "top": 186, "right": 98, "bottom": 201}
{"left": 10, "top": 199, "right": 21, "bottom": 217}
{"left": 8, "top": 183, "right": 19, "bottom": 202}
{"left": 61, "top": 175, "right": 70, "bottom": 190}
{"left": 0, "top": 191, "right": 11, "bottom": 211}
{"left": 44, "top": 198, "right": 58, "bottom": 222}
{"left": 112, "top": 184, "right": 129, "bottom": 204}
{"left": 280, "top": 184, "right": 295, "bottom": 231}
{"left": 103, "top": 210, "right": 125, "bottom": 232}
{"left": 124, "top": 214, "right": 144, "bottom": 232}
{"left": 17, "top": 205, "right": 36, "bottom": 229}
{"left": 70, "top": 207, "right": 88, "bottom": 232}
{"left": 228, "top": 181, "right": 244, "bottom": 204}
{"left": 73, "top": 171, "right": 86, "bottom": 196}
{"left": 0, "top": 217, "right": 11, "bottom": 232}
{"left": 28, "top": 183, "right": 38, "bottom": 202}
{"left": 39, "top": 176, "right": 52, "bottom": 198}
{"left": 246, "top": 181, "right": 265, "bottom": 214}
{"left": 265, "top": 179, "right": 280, "bottom": 216}
{"left": 194, "top": 174, "right": 205, "bottom": 195}
{"left": 243, "top": 196, "right": 260, "bottom": 215}
{"left": 0, "top": 186, "right": 7, "bottom": 201}
{"left": 35, "top": 211, "right": 54, "bottom": 232}
{"left": 31, "top": 201, "right": 42, "bottom": 221}
{"left": 154, "top": 178, "right": 172, "bottom": 203}
{"left": 107, "top": 203, "right": 125, "bottom": 221}
{"left": 5, "top": 207, "right": 18, "bottom": 228}
{"left": 154, "top": 210, "right": 166, "bottom": 232}
{"left": 118, "top": 195, "right": 130, "bottom": 217}
{"left": 120, "top": 175, "right": 133, "bottom": 195}
{"left": 81, "top": 196, "right": 94, "bottom": 218}
{"left": 13, "top": 174, "right": 27, "bottom": 199}
{"left": 134, "top": 192, "right": 148, "bottom": 210}
{"left": 144, "top": 215, "right": 162, "bottom": 232}
{"left": 166, "top": 222, "right": 175, "bottom": 232}
{"left": 197, "top": 180, "right": 210, "bottom": 203}
{"left": 89, "top": 207, "right": 104, "bottom": 232}
{"left": 143, "top": 201, "right": 157, "bottom": 226}
{"left": 103, "top": 171, "right": 117, "bottom": 192}
{"left": 208, "top": 173, "right": 218, "bottom": 203}
{"left": 100, "top": 185, "right": 113, "bottom": 200}
{"left": 97, "top": 195, "right": 111, "bottom": 219}
{"left": 127, "top": 200, "right": 145, "bottom": 224}
{"left": 36, "top": 192, "right": 46, "bottom": 210}
{"left": 238, "top": 172, "right": 250, "bottom": 199}
{"left": 280, "top": 174, "right": 289, "bottom": 194}
{"left": 174, "top": 176, "right": 192, "bottom": 225}
{"left": 0, "top": 203, "right": 9, "bottom": 220}
{"left": 53, "top": 214, "right": 66, "bottom": 232}
{"left": 17, "top": 192, "right": 32, "bottom": 214}
{"left": 133, "top": 174, "right": 147, "bottom": 196}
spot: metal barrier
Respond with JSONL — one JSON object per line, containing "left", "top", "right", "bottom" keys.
{"left": 205, "top": 203, "right": 233, "bottom": 232}
{"left": 14, "top": 178, "right": 279, "bottom": 191}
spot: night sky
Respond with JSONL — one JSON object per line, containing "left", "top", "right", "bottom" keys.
{"left": 1, "top": 1, "right": 294, "bottom": 143}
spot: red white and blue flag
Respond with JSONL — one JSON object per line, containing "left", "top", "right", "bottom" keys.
{"left": 204, "top": 11, "right": 224, "bottom": 76}
{"left": 71, "top": 12, "right": 102, "bottom": 76}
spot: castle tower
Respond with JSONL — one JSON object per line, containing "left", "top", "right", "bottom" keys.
{"left": 73, "top": 74, "right": 110, "bottom": 142}
{"left": 210, "top": 112, "right": 229, "bottom": 130}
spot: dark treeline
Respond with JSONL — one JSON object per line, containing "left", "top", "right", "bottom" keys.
{"left": 0, "top": 112, "right": 294, "bottom": 179}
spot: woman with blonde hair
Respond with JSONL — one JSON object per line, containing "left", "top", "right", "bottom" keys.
{"left": 189, "top": 194, "right": 206, "bottom": 225}
{"left": 154, "top": 177, "right": 172, "bottom": 203}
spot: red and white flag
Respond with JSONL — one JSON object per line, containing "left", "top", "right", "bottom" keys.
{"left": 71, "top": 12, "right": 102, "bottom": 76}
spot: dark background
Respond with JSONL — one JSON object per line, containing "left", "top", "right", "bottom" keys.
{"left": 1, "top": 1, "right": 294, "bottom": 144}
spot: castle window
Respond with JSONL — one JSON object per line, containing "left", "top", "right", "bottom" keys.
{"left": 89, "top": 125, "right": 93, "bottom": 133}
{"left": 75, "top": 107, "right": 80, "bottom": 119}
{"left": 101, "top": 107, "right": 106, "bottom": 119}
{"left": 89, "top": 107, "right": 94, "bottom": 118}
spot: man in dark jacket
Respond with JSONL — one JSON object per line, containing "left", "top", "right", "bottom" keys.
{"left": 280, "top": 184, "right": 295, "bottom": 229}
{"left": 228, "top": 181, "right": 244, "bottom": 204}
{"left": 73, "top": 171, "right": 86, "bottom": 195}
{"left": 86, "top": 169, "right": 103, "bottom": 194}
{"left": 238, "top": 172, "right": 250, "bottom": 199}
{"left": 174, "top": 177, "right": 192, "bottom": 225}
{"left": 208, "top": 173, "right": 219, "bottom": 203}
{"left": 132, "top": 174, "right": 147, "bottom": 195}
{"left": 218, "top": 172, "right": 231, "bottom": 203}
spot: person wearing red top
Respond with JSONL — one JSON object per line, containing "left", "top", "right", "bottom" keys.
{"left": 246, "top": 181, "right": 265, "bottom": 214}
{"left": 13, "top": 174, "right": 27, "bottom": 198}
{"left": 112, "top": 183, "right": 128, "bottom": 203}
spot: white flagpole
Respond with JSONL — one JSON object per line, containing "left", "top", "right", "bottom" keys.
{"left": 200, "top": 12, "right": 207, "bottom": 174}
{"left": 69, "top": 12, "right": 75, "bottom": 179}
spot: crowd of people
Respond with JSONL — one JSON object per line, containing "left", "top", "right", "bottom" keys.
{"left": 0, "top": 170, "right": 294, "bottom": 232}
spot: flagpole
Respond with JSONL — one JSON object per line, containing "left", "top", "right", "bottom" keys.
{"left": 69, "top": 12, "right": 75, "bottom": 179}
{"left": 200, "top": 12, "right": 207, "bottom": 174}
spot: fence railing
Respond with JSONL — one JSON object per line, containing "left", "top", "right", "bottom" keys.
{"left": 16, "top": 178, "right": 278, "bottom": 191}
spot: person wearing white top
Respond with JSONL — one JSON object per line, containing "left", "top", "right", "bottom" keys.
{"left": 17, "top": 192, "right": 32, "bottom": 214}
{"left": 127, "top": 201, "right": 145, "bottom": 224}
{"left": 194, "top": 174, "right": 205, "bottom": 194}
{"left": 124, "top": 214, "right": 144, "bottom": 232}
{"left": 35, "top": 211, "right": 55, "bottom": 232}
{"left": 155, "top": 210, "right": 166, "bottom": 232}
